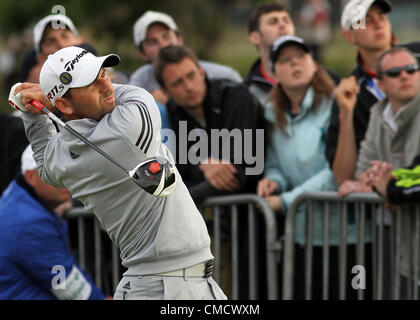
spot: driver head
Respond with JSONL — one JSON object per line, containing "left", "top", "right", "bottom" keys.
{"left": 129, "top": 157, "right": 176, "bottom": 198}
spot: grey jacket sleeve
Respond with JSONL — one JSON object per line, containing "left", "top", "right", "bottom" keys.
{"left": 355, "top": 107, "right": 379, "bottom": 178}
{"left": 20, "top": 112, "right": 57, "bottom": 178}
{"left": 128, "top": 65, "right": 159, "bottom": 93}
{"left": 199, "top": 61, "right": 243, "bottom": 83}
{"left": 112, "top": 84, "right": 162, "bottom": 157}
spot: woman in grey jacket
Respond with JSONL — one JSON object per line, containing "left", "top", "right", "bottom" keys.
{"left": 257, "top": 35, "right": 370, "bottom": 299}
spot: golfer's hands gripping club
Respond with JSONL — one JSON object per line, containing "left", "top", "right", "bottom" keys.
{"left": 8, "top": 82, "right": 54, "bottom": 114}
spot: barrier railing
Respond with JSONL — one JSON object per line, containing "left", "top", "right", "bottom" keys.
{"left": 282, "top": 191, "right": 420, "bottom": 300}
{"left": 65, "top": 194, "right": 280, "bottom": 299}
{"left": 65, "top": 207, "right": 123, "bottom": 295}
{"left": 201, "top": 194, "right": 280, "bottom": 300}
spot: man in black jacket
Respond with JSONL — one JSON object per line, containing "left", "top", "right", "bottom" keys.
{"left": 326, "top": 0, "right": 420, "bottom": 191}
{"left": 155, "top": 45, "right": 266, "bottom": 298}
{"left": 155, "top": 45, "right": 265, "bottom": 205}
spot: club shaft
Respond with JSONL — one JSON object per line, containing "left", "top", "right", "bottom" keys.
{"left": 30, "top": 99, "right": 129, "bottom": 174}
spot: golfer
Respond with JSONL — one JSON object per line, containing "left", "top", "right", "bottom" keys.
{"left": 15, "top": 46, "right": 226, "bottom": 300}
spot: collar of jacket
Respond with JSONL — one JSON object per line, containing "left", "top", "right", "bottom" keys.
{"left": 376, "top": 90, "right": 420, "bottom": 129}
{"left": 265, "top": 86, "right": 315, "bottom": 134}
{"left": 202, "top": 77, "right": 222, "bottom": 116}
{"left": 244, "top": 58, "right": 274, "bottom": 89}
{"left": 352, "top": 61, "right": 370, "bottom": 83}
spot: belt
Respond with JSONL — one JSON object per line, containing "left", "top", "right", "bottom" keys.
{"left": 156, "top": 260, "right": 213, "bottom": 278}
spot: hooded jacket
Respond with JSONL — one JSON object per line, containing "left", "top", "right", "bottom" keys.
{"left": 264, "top": 87, "right": 361, "bottom": 245}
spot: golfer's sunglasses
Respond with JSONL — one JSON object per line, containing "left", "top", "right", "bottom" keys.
{"left": 382, "top": 64, "right": 419, "bottom": 78}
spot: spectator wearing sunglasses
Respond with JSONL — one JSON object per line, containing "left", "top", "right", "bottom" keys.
{"left": 325, "top": 0, "right": 420, "bottom": 192}
{"left": 335, "top": 46, "right": 420, "bottom": 197}
{"left": 334, "top": 45, "right": 420, "bottom": 299}
{"left": 355, "top": 47, "right": 420, "bottom": 180}
{"left": 352, "top": 47, "right": 420, "bottom": 295}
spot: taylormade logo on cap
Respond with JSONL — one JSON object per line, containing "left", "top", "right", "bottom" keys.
{"left": 39, "top": 46, "right": 120, "bottom": 106}
{"left": 64, "top": 50, "right": 89, "bottom": 71}
{"left": 45, "top": 49, "right": 89, "bottom": 103}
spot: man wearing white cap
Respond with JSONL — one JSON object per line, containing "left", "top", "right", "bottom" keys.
{"left": 129, "top": 10, "right": 242, "bottom": 105}
{"left": 0, "top": 15, "right": 82, "bottom": 194}
{"left": 326, "top": 0, "right": 420, "bottom": 189}
{"left": 13, "top": 46, "right": 226, "bottom": 300}
{"left": 19, "top": 14, "right": 84, "bottom": 85}
{"left": 34, "top": 14, "right": 82, "bottom": 58}
{"left": 0, "top": 145, "right": 106, "bottom": 300}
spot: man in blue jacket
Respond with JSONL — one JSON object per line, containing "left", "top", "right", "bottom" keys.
{"left": 0, "top": 145, "right": 105, "bottom": 300}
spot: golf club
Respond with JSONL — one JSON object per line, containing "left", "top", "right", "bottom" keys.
{"left": 8, "top": 89, "right": 176, "bottom": 197}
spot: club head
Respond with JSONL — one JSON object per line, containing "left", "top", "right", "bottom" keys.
{"left": 129, "top": 157, "right": 176, "bottom": 198}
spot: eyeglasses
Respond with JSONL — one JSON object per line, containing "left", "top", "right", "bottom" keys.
{"left": 381, "top": 64, "right": 419, "bottom": 78}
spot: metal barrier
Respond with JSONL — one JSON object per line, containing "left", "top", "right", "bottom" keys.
{"left": 282, "top": 191, "right": 420, "bottom": 300}
{"left": 65, "top": 194, "right": 280, "bottom": 299}
{"left": 200, "top": 194, "right": 280, "bottom": 300}
{"left": 65, "top": 207, "right": 123, "bottom": 295}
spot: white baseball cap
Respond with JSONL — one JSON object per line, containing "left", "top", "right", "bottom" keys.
{"left": 34, "top": 14, "right": 79, "bottom": 53}
{"left": 21, "top": 145, "right": 37, "bottom": 173}
{"left": 133, "top": 10, "right": 178, "bottom": 48}
{"left": 270, "top": 35, "right": 310, "bottom": 71}
{"left": 39, "top": 46, "right": 120, "bottom": 106}
{"left": 341, "top": 0, "right": 392, "bottom": 31}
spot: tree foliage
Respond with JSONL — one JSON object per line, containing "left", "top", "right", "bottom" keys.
{"left": 0, "top": 0, "right": 237, "bottom": 60}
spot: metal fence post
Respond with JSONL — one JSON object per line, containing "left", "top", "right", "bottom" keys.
{"left": 202, "top": 194, "right": 279, "bottom": 300}
{"left": 282, "top": 192, "right": 392, "bottom": 300}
